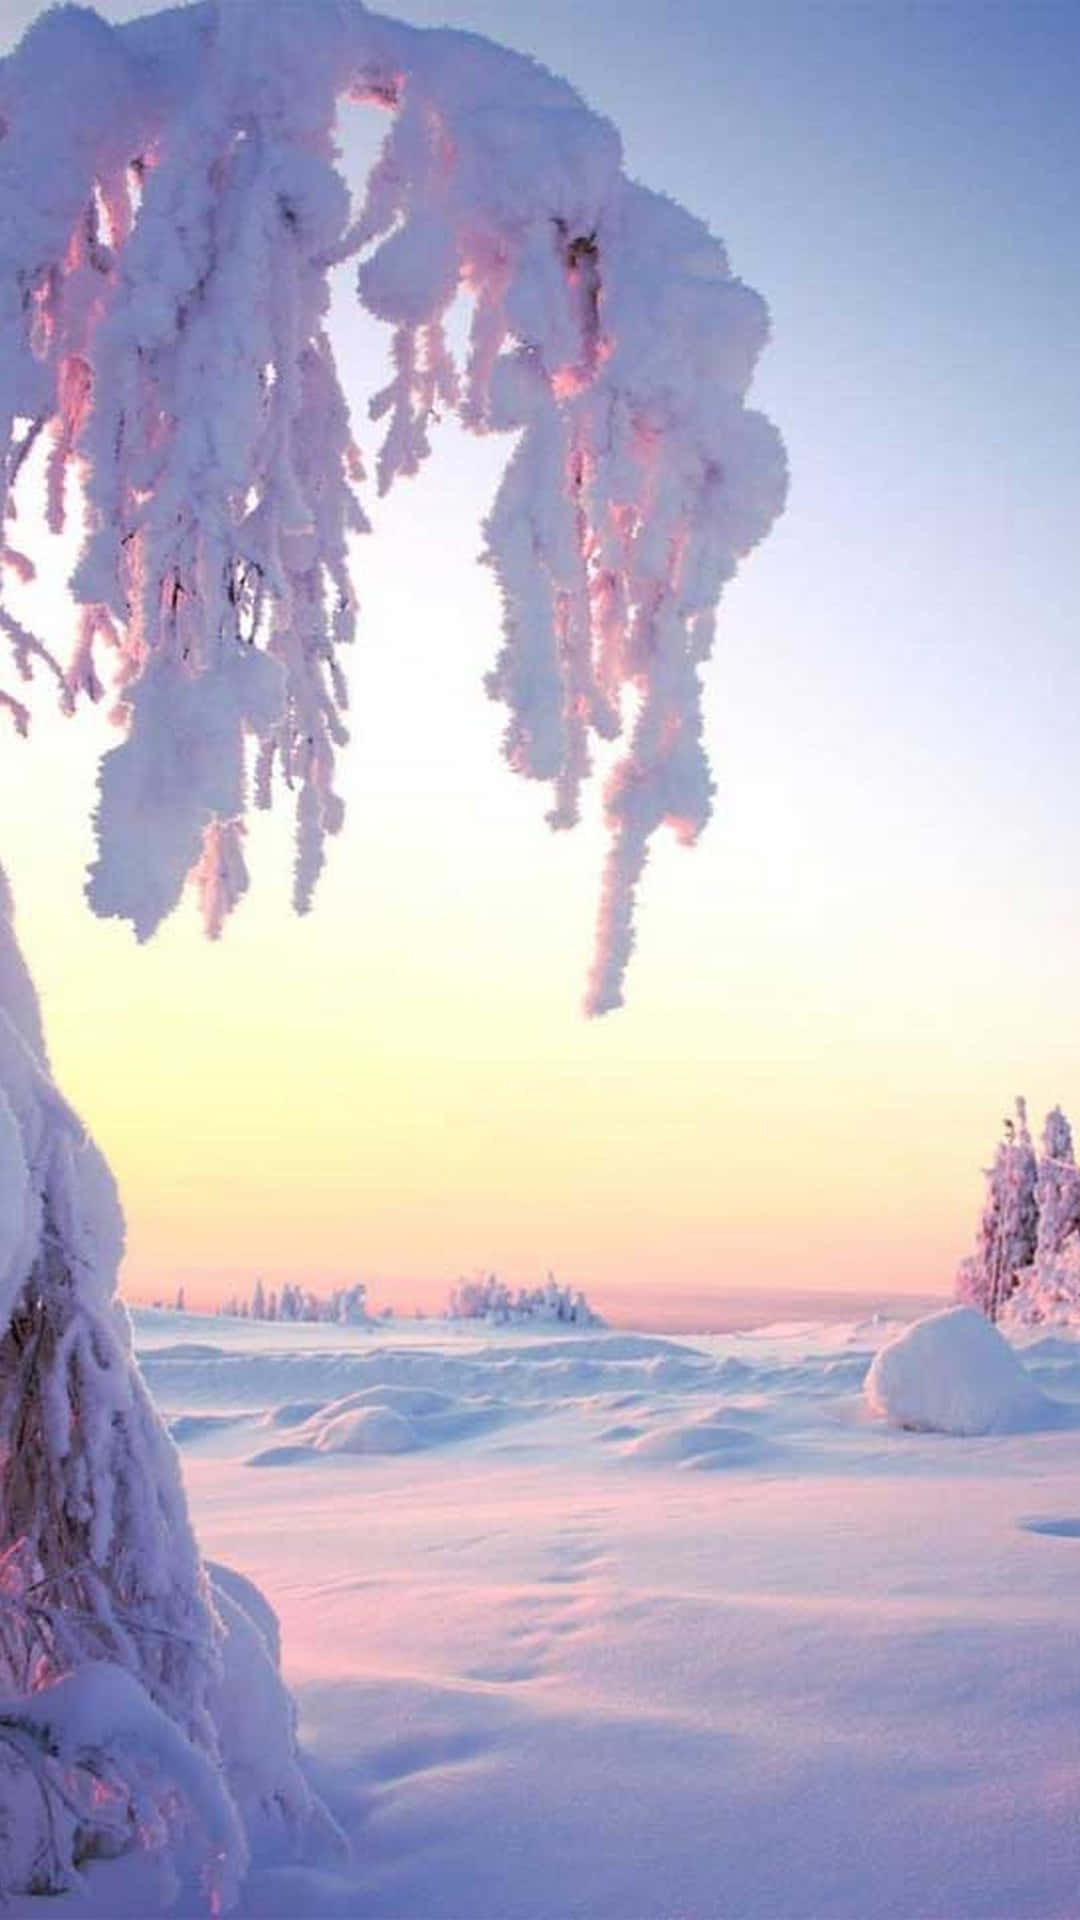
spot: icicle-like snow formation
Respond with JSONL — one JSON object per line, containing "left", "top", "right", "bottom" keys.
{"left": 0, "top": 0, "right": 785, "bottom": 1009}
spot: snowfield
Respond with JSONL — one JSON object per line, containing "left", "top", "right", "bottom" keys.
{"left": 17, "top": 1304, "right": 1080, "bottom": 1919}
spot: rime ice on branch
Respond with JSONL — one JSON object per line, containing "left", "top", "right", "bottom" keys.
{"left": 0, "top": 0, "right": 785, "bottom": 1011}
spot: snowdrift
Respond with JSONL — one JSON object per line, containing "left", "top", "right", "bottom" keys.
{"left": 864, "top": 1306, "right": 1052, "bottom": 1435}
{"left": 117, "top": 1307, "right": 1080, "bottom": 1920}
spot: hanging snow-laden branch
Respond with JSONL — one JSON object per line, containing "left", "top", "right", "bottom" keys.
{"left": 0, "top": 0, "right": 785, "bottom": 1014}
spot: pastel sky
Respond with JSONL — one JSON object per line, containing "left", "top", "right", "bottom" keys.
{"left": 1, "top": 0, "right": 1078, "bottom": 1320}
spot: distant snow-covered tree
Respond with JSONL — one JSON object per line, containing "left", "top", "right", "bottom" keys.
{"left": 999, "top": 1098, "right": 1039, "bottom": 1319}
{"left": 956, "top": 1142, "right": 1005, "bottom": 1319}
{"left": 1001, "top": 1105, "right": 1080, "bottom": 1328}
{"left": 448, "top": 1273, "right": 515, "bottom": 1323}
{"left": 180, "top": 1274, "right": 370, "bottom": 1325}
{"left": 956, "top": 1099, "right": 1038, "bottom": 1322}
{"left": 447, "top": 1271, "right": 601, "bottom": 1326}
{"left": 0, "top": 0, "right": 782, "bottom": 1903}
{"left": 334, "top": 1281, "right": 368, "bottom": 1324}
{"left": 1034, "top": 1106, "right": 1080, "bottom": 1267}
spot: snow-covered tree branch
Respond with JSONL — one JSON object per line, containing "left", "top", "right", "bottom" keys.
{"left": 0, "top": 0, "right": 785, "bottom": 1013}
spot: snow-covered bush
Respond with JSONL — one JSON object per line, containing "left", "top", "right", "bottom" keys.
{"left": 0, "top": 1660, "right": 246, "bottom": 1907}
{"left": 0, "top": 1560, "right": 333, "bottom": 1905}
{"left": 448, "top": 1272, "right": 602, "bottom": 1326}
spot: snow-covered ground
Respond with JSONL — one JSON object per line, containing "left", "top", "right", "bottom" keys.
{"left": 20, "top": 1305, "right": 1080, "bottom": 1919}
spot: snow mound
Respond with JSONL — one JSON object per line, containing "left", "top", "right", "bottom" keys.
{"left": 168, "top": 1410, "right": 246, "bottom": 1444}
{"left": 333, "top": 1384, "right": 456, "bottom": 1418}
{"left": 247, "top": 1443, "right": 318, "bottom": 1468}
{"left": 207, "top": 1561, "right": 340, "bottom": 1858}
{"left": 314, "top": 1405, "right": 417, "bottom": 1455}
{"left": 865, "top": 1307, "right": 1051, "bottom": 1435}
{"left": 265, "top": 1398, "right": 328, "bottom": 1428}
{"left": 625, "top": 1419, "right": 772, "bottom": 1467}
{"left": 485, "top": 1334, "right": 695, "bottom": 1365}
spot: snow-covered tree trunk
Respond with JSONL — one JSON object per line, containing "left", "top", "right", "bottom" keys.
{"left": 0, "top": 875, "right": 333, "bottom": 1903}
{"left": 0, "top": 869, "right": 249, "bottom": 1901}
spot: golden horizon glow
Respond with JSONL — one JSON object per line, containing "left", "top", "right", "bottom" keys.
{"left": 3, "top": 0, "right": 1078, "bottom": 1327}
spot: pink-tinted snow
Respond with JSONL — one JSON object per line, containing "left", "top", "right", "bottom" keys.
{"left": 15, "top": 1307, "right": 1080, "bottom": 1918}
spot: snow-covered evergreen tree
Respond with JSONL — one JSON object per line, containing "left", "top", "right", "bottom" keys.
{"left": 0, "top": 0, "right": 783, "bottom": 1903}
{"left": 1001, "top": 1106, "right": 1080, "bottom": 1328}
{"left": 956, "top": 1139, "right": 1005, "bottom": 1318}
{"left": 1000, "top": 1098, "right": 1039, "bottom": 1318}
{"left": 447, "top": 1271, "right": 601, "bottom": 1325}
{"left": 956, "top": 1099, "right": 1038, "bottom": 1322}
{"left": 1034, "top": 1106, "right": 1080, "bottom": 1266}
{"left": 0, "top": 873, "right": 247, "bottom": 1905}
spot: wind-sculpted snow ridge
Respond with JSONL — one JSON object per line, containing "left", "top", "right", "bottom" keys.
{"left": 136, "top": 1316, "right": 933, "bottom": 1482}
{"left": 0, "top": 0, "right": 785, "bottom": 1010}
{"left": 137, "top": 1325, "right": 721, "bottom": 1414}
{"left": 140, "top": 1311, "right": 1080, "bottom": 1492}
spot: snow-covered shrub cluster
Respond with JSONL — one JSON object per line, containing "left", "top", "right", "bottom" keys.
{"left": 447, "top": 1271, "right": 602, "bottom": 1326}
{"left": 956, "top": 1099, "right": 1080, "bottom": 1327}
{"left": 218, "top": 1278, "right": 370, "bottom": 1324}
{"left": 0, "top": 0, "right": 784, "bottom": 1015}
